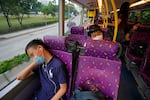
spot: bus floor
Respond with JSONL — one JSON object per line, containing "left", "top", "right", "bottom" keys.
{"left": 117, "top": 58, "right": 143, "bottom": 100}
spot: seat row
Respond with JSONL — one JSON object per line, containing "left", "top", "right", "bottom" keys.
{"left": 125, "top": 26, "right": 150, "bottom": 99}
{"left": 71, "top": 26, "right": 111, "bottom": 40}
{"left": 43, "top": 35, "right": 122, "bottom": 100}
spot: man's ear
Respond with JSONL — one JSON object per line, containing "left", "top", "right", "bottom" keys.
{"left": 37, "top": 45, "right": 43, "bottom": 51}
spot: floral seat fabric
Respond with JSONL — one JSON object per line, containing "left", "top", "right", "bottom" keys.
{"left": 43, "top": 35, "right": 67, "bottom": 51}
{"left": 75, "top": 55, "right": 122, "bottom": 100}
{"left": 43, "top": 35, "right": 122, "bottom": 100}
{"left": 67, "top": 34, "right": 88, "bottom": 46}
{"left": 84, "top": 39, "right": 119, "bottom": 60}
{"left": 71, "top": 26, "right": 85, "bottom": 35}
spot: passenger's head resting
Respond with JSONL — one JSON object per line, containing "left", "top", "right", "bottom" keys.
{"left": 25, "top": 39, "right": 50, "bottom": 64}
{"left": 88, "top": 25, "right": 103, "bottom": 40}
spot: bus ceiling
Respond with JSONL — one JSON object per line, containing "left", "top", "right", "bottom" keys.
{"left": 70, "top": 0, "right": 150, "bottom": 10}
{"left": 130, "top": 1, "right": 150, "bottom": 10}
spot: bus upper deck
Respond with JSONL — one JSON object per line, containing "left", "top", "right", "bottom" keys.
{"left": 0, "top": 0, "right": 150, "bottom": 100}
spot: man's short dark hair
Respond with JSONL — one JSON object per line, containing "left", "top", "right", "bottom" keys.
{"left": 88, "top": 25, "right": 103, "bottom": 37}
{"left": 25, "top": 39, "right": 50, "bottom": 55}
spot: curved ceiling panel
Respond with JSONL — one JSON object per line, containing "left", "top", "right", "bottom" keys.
{"left": 70, "top": 0, "right": 143, "bottom": 10}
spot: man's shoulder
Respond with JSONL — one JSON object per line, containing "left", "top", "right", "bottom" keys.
{"left": 52, "top": 56, "right": 64, "bottom": 66}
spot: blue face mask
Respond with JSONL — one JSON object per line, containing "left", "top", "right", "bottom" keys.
{"left": 34, "top": 55, "right": 45, "bottom": 64}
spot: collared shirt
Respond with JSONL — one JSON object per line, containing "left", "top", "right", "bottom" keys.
{"left": 33, "top": 56, "right": 67, "bottom": 100}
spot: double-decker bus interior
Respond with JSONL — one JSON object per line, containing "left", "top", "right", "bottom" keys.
{"left": 0, "top": 0, "right": 150, "bottom": 100}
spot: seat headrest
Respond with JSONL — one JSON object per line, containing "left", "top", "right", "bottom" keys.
{"left": 67, "top": 34, "right": 89, "bottom": 46}
{"left": 84, "top": 39, "right": 119, "bottom": 60}
{"left": 71, "top": 26, "right": 84, "bottom": 35}
{"left": 43, "top": 35, "right": 67, "bottom": 51}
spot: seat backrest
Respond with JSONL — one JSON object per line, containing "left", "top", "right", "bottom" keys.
{"left": 140, "top": 46, "right": 150, "bottom": 86}
{"left": 84, "top": 39, "right": 119, "bottom": 60}
{"left": 43, "top": 35, "right": 121, "bottom": 99}
{"left": 137, "top": 25, "right": 150, "bottom": 32}
{"left": 127, "top": 31, "right": 150, "bottom": 63}
{"left": 71, "top": 26, "right": 84, "bottom": 35}
{"left": 67, "top": 35, "right": 120, "bottom": 60}
{"left": 130, "top": 25, "right": 150, "bottom": 46}
{"left": 130, "top": 31, "right": 150, "bottom": 46}
{"left": 67, "top": 34, "right": 88, "bottom": 46}
{"left": 43, "top": 35, "right": 67, "bottom": 51}
{"left": 75, "top": 55, "right": 122, "bottom": 100}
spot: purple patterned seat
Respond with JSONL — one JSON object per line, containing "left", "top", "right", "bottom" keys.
{"left": 43, "top": 35, "right": 121, "bottom": 99}
{"left": 75, "top": 55, "right": 122, "bottom": 100}
{"left": 84, "top": 39, "right": 119, "bottom": 60}
{"left": 71, "top": 26, "right": 84, "bottom": 35}
{"left": 43, "top": 35, "right": 67, "bottom": 51}
{"left": 126, "top": 31, "right": 150, "bottom": 64}
{"left": 67, "top": 34, "right": 89, "bottom": 46}
{"left": 50, "top": 50, "right": 72, "bottom": 100}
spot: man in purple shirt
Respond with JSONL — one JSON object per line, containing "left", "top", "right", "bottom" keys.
{"left": 17, "top": 39, "right": 67, "bottom": 100}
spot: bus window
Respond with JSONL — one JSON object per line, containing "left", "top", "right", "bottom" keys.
{"left": 141, "top": 10, "right": 150, "bottom": 25}
{"left": 0, "top": 0, "right": 80, "bottom": 91}
{"left": 128, "top": 11, "right": 140, "bottom": 22}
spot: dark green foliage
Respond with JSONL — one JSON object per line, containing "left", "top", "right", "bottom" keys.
{"left": 0, "top": 54, "right": 30, "bottom": 74}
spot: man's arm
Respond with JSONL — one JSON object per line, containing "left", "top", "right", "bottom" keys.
{"left": 51, "top": 83, "right": 67, "bottom": 100}
{"left": 16, "top": 62, "right": 37, "bottom": 80}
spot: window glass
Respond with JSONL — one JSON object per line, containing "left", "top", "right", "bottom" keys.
{"left": 141, "top": 10, "right": 150, "bottom": 25}
{"left": 0, "top": 0, "right": 59, "bottom": 90}
{"left": 128, "top": 11, "right": 140, "bottom": 22}
{"left": 0, "top": 0, "right": 80, "bottom": 90}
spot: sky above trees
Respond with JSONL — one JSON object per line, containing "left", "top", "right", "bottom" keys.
{"left": 38, "top": 0, "right": 58, "bottom": 5}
